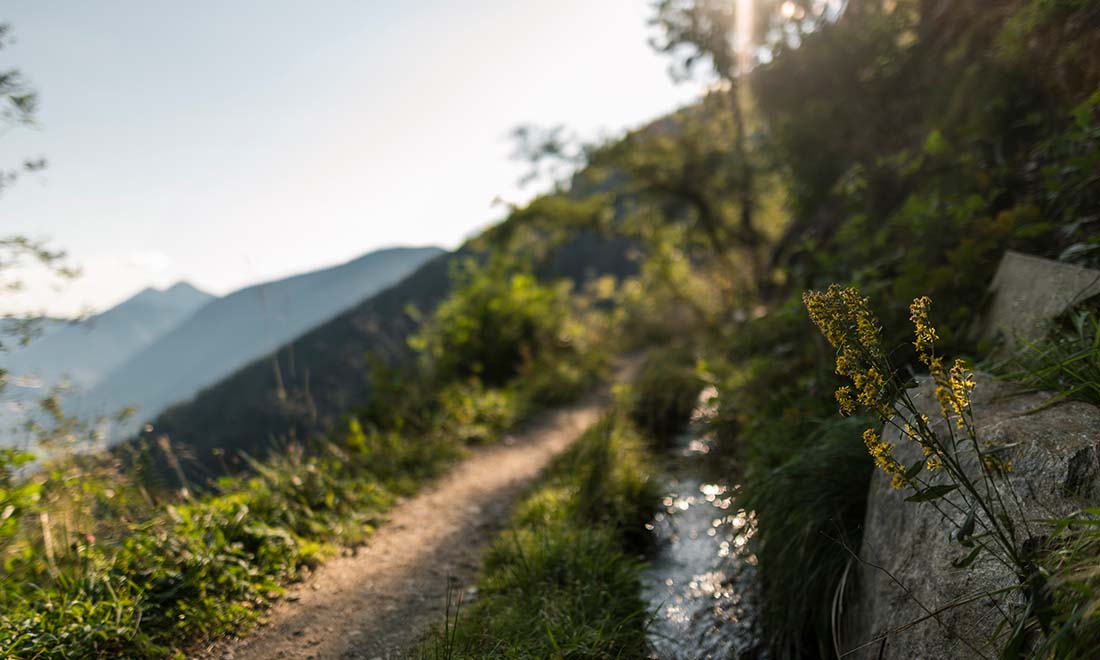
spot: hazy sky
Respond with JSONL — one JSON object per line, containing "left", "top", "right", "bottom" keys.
{"left": 2, "top": 1, "right": 704, "bottom": 316}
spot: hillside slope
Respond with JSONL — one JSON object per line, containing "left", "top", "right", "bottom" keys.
{"left": 83, "top": 246, "right": 442, "bottom": 434}
{"left": 139, "top": 233, "right": 637, "bottom": 477}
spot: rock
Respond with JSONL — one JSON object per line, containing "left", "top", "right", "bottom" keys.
{"left": 976, "top": 251, "right": 1100, "bottom": 347}
{"left": 843, "top": 375, "right": 1100, "bottom": 659}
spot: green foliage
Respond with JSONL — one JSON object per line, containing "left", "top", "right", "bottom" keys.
{"left": 705, "top": 295, "right": 838, "bottom": 475}
{"left": 0, "top": 448, "right": 38, "bottom": 540}
{"left": 412, "top": 256, "right": 576, "bottom": 387}
{"left": 628, "top": 347, "right": 703, "bottom": 443}
{"left": 0, "top": 413, "right": 464, "bottom": 657}
{"left": 406, "top": 253, "right": 608, "bottom": 420}
{"left": 741, "top": 417, "right": 873, "bottom": 660}
{"left": 1034, "top": 509, "right": 1100, "bottom": 657}
{"left": 436, "top": 381, "right": 522, "bottom": 446}
{"left": 1036, "top": 91, "right": 1100, "bottom": 268}
{"left": 0, "top": 23, "right": 48, "bottom": 198}
{"left": 416, "top": 415, "right": 657, "bottom": 659}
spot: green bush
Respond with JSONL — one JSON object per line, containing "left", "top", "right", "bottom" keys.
{"left": 412, "top": 257, "right": 576, "bottom": 387}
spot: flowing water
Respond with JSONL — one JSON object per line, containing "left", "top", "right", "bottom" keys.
{"left": 642, "top": 397, "right": 767, "bottom": 659}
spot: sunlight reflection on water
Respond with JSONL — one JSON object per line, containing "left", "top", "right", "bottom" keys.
{"left": 641, "top": 408, "right": 767, "bottom": 659}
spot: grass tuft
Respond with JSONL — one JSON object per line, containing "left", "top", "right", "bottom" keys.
{"left": 741, "top": 416, "right": 874, "bottom": 660}
{"left": 993, "top": 305, "right": 1100, "bottom": 407}
{"left": 415, "top": 414, "right": 658, "bottom": 659}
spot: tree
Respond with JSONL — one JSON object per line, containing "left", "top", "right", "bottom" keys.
{"left": 0, "top": 23, "right": 46, "bottom": 197}
{"left": 0, "top": 23, "right": 76, "bottom": 432}
{"left": 0, "top": 23, "right": 74, "bottom": 332}
{"left": 650, "top": 0, "right": 766, "bottom": 293}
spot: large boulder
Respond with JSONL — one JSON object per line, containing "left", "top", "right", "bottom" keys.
{"left": 976, "top": 250, "right": 1100, "bottom": 347}
{"left": 843, "top": 375, "right": 1100, "bottom": 659}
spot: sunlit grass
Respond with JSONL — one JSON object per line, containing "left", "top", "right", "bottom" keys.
{"left": 414, "top": 413, "right": 658, "bottom": 659}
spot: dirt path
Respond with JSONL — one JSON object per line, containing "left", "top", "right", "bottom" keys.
{"left": 196, "top": 363, "right": 634, "bottom": 660}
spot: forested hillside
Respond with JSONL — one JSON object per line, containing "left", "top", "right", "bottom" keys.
{"left": 2, "top": 1, "right": 1100, "bottom": 658}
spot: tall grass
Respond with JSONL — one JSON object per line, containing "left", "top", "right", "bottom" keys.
{"left": 0, "top": 379, "right": 542, "bottom": 658}
{"left": 740, "top": 416, "right": 874, "bottom": 660}
{"left": 993, "top": 305, "right": 1100, "bottom": 407}
{"left": 415, "top": 414, "right": 658, "bottom": 659}
{"left": 1034, "top": 509, "right": 1100, "bottom": 657}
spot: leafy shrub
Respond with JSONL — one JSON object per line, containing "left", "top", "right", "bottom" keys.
{"left": 518, "top": 349, "right": 606, "bottom": 408}
{"left": 436, "top": 381, "right": 522, "bottom": 445}
{"left": 412, "top": 257, "right": 576, "bottom": 387}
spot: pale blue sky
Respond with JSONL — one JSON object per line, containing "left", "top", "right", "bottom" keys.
{"left": 2, "top": 1, "right": 704, "bottom": 315}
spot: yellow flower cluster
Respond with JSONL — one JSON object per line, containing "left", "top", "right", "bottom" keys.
{"left": 804, "top": 287, "right": 979, "bottom": 488}
{"left": 902, "top": 418, "right": 944, "bottom": 471}
{"left": 982, "top": 454, "right": 1013, "bottom": 475}
{"left": 803, "top": 284, "right": 867, "bottom": 349}
{"left": 931, "top": 357, "right": 975, "bottom": 429}
{"left": 909, "top": 296, "right": 938, "bottom": 365}
{"left": 863, "top": 427, "right": 906, "bottom": 489}
{"left": 909, "top": 296, "right": 976, "bottom": 428}
{"left": 835, "top": 386, "right": 855, "bottom": 414}
{"left": 803, "top": 285, "right": 891, "bottom": 417}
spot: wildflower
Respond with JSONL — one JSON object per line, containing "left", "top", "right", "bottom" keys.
{"left": 863, "top": 427, "right": 906, "bottom": 489}
{"left": 803, "top": 285, "right": 892, "bottom": 417}
{"left": 982, "top": 454, "right": 1012, "bottom": 475}
{"left": 835, "top": 386, "right": 855, "bottom": 415}
{"left": 857, "top": 314, "right": 880, "bottom": 354}
{"left": 933, "top": 357, "right": 974, "bottom": 428}
{"left": 909, "top": 296, "right": 938, "bottom": 365}
{"left": 920, "top": 443, "right": 942, "bottom": 471}
{"left": 948, "top": 359, "right": 976, "bottom": 422}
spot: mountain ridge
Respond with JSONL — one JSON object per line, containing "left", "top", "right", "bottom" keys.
{"left": 80, "top": 245, "right": 443, "bottom": 434}
{"left": 3, "top": 282, "right": 216, "bottom": 392}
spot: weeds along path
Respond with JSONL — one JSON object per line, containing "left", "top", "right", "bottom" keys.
{"left": 197, "top": 358, "right": 639, "bottom": 660}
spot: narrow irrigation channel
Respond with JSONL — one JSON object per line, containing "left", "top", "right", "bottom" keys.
{"left": 642, "top": 393, "right": 768, "bottom": 659}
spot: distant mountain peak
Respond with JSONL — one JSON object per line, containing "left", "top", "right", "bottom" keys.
{"left": 164, "top": 281, "right": 204, "bottom": 295}
{"left": 0, "top": 278, "right": 217, "bottom": 401}
{"left": 121, "top": 281, "right": 214, "bottom": 310}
